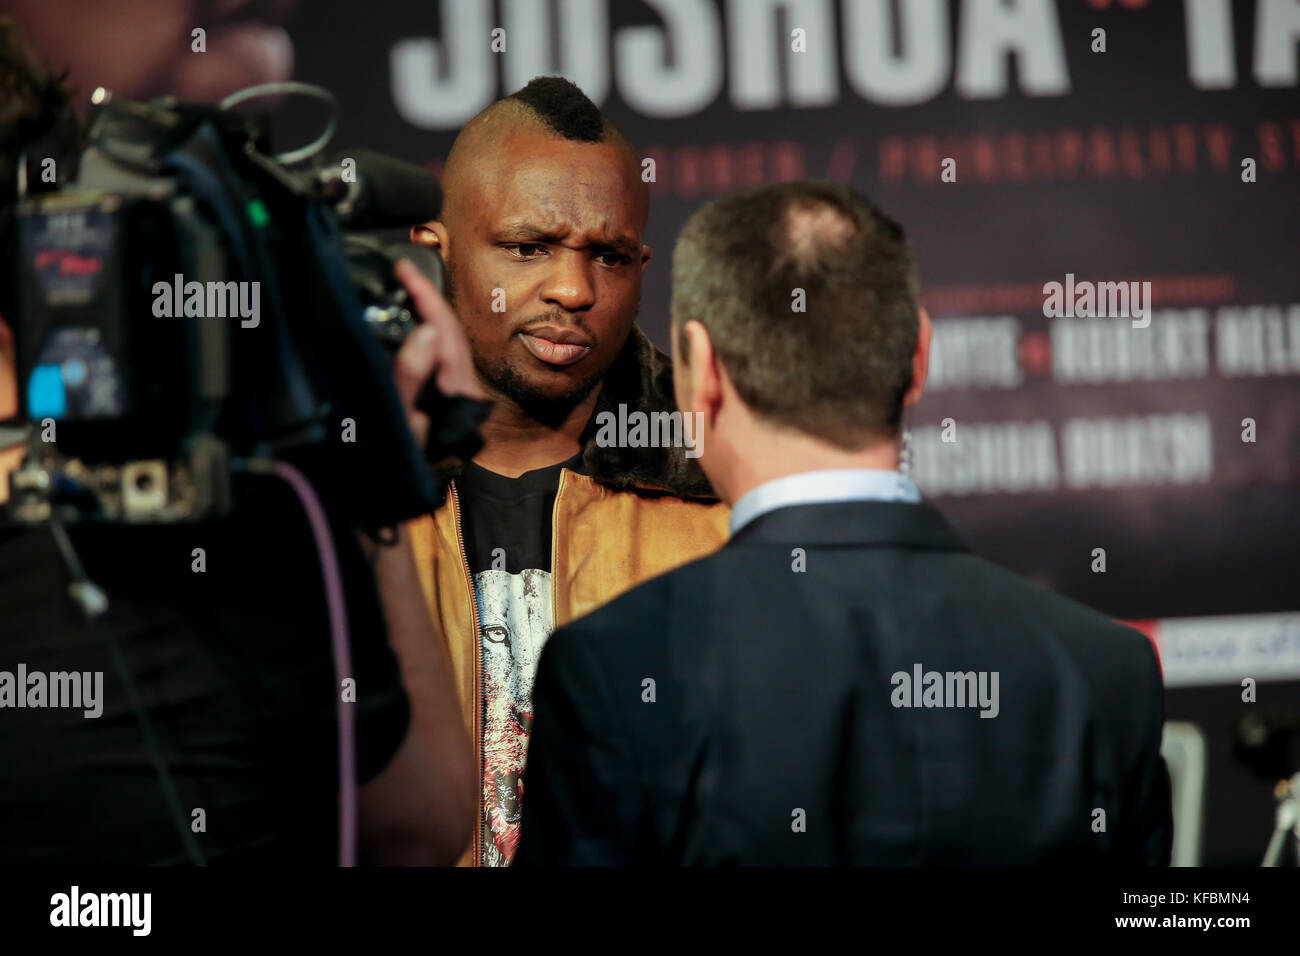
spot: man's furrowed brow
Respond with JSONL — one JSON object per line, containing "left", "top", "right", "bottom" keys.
{"left": 595, "top": 235, "right": 641, "bottom": 256}
{"left": 495, "top": 220, "right": 560, "bottom": 243}
{"left": 495, "top": 220, "right": 638, "bottom": 253}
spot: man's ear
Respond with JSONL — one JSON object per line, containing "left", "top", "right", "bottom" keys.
{"left": 903, "top": 306, "right": 932, "bottom": 409}
{"left": 677, "top": 319, "right": 724, "bottom": 422}
{"left": 411, "top": 221, "right": 448, "bottom": 250}
{"left": 640, "top": 243, "right": 652, "bottom": 274}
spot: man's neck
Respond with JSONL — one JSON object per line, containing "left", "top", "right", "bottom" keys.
{"left": 470, "top": 385, "right": 601, "bottom": 478}
{"left": 719, "top": 428, "right": 904, "bottom": 506}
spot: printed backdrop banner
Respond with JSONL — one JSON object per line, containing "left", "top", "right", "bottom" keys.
{"left": 273, "top": 0, "right": 1299, "bottom": 620}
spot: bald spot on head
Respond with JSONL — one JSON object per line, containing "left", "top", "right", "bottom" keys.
{"left": 771, "top": 201, "right": 858, "bottom": 274}
{"left": 438, "top": 98, "right": 648, "bottom": 230}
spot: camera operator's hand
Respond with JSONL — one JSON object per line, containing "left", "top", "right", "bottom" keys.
{"left": 393, "top": 259, "right": 486, "bottom": 449}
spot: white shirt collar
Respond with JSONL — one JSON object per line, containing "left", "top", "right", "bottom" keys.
{"left": 729, "top": 469, "right": 921, "bottom": 535}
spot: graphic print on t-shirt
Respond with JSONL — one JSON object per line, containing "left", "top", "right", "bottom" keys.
{"left": 475, "top": 567, "right": 554, "bottom": 867}
{"left": 452, "top": 452, "right": 581, "bottom": 867}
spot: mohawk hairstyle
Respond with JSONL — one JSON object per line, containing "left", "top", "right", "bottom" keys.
{"left": 507, "top": 75, "right": 607, "bottom": 142}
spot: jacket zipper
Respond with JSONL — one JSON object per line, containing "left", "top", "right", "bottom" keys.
{"left": 447, "top": 480, "right": 483, "bottom": 866}
{"left": 551, "top": 469, "right": 566, "bottom": 629}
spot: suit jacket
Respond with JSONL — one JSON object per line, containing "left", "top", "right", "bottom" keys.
{"left": 515, "top": 499, "right": 1173, "bottom": 866}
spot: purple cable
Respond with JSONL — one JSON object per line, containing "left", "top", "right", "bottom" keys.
{"left": 271, "top": 461, "right": 357, "bottom": 867}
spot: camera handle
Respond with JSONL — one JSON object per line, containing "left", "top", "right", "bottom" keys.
{"left": 414, "top": 378, "right": 493, "bottom": 467}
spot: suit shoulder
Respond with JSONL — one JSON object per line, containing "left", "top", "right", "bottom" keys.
{"left": 962, "top": 554, "right": 1160, "bottom": 678}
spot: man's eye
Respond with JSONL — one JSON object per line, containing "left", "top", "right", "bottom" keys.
{"left": 504, "top": 243, "right": 545, "bottom": 259}
{"left": 596, "top": 252, "right": 630, "bottom": 267}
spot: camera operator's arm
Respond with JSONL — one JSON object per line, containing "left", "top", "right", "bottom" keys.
{"left": 0, "top": 317, "right": 21, "bottom": 502}
{"left": 355, "top": 262, "right": 485, "bottom": 865}
{"left": 359, "top": 523, "right": 475, "bottom": 865}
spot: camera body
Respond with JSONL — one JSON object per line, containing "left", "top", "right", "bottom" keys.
{"left": 6, "top": 93, "right": 451, "bottom": 529}
{"left": 14, "top": 152, "right": 235, "bottom": 522}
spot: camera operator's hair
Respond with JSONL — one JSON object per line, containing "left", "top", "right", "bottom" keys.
{"left": 1, "top": 17, "right": 80, "bottom": 326}
{"left": 0, "top": 17, "right": 77, "bottom": 207}
{"left": 671, "top": 181, "right": 919, "bottom": 450}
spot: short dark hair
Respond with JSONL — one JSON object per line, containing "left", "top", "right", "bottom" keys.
{"left": 0, "top": 17, "right": 77, "bottom": 205}
{"left": 1, "top": 17, "right": 80, "bottom": 324}
{"left": 507, "top": 76, "right": 609, "bottom": 143}
{"left": 672, "top": 180, "right": 919, "bottom": 449}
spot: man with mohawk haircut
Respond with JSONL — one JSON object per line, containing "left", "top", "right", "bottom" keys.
{"left": 395, "top": 76, "right": 729, "bottom": 866}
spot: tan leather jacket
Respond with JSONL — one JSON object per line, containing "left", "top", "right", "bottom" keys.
{"left": 406, "top": 327, "right": 730, "bottom": 865}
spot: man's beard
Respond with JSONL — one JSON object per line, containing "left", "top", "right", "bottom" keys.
{"left": 474, "top": 355, "right": 605, "bottom": 430}
{"left": 445, "top": 258, "right": 628, "bottom": 430}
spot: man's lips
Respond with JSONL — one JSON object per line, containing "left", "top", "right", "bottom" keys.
{"left": 518, "top": 328, "right": 593, "bottom": 367}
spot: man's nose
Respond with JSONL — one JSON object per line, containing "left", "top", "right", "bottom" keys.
{"left": 539, "top": 250, "right": 596, "bottom": 313}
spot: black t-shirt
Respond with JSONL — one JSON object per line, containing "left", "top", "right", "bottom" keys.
{"left": 456, "top": 453, "right": 584, "bottom": 576}
{"left": 453, "top": 452, "right": 582, "bottom": 866}
{"left": 0, "top": 476, "right": 410, "bottom": 865}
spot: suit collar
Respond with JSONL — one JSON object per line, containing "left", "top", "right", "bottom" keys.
{"left": 730, "top": 469, "right": 921, "bottom": 535}
{"left": 728, "top": 499, "right": 968, "bottom": 553}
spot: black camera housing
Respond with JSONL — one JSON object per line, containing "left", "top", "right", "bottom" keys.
{"left": 7, "top": 94, "right": 447, "bottom": 529}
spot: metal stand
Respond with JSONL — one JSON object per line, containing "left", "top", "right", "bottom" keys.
{"left": 1262, "top": 772, "right": 1300, "bottom": 867}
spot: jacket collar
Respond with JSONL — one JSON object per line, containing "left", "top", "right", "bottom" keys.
{"left": 439, "top": 325, "right": 719, "bottom": 500}
{"left": 729, "top": 499, "right": 968, "bottom": 553}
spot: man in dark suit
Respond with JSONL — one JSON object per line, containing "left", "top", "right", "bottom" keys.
{"left": 514, "top": 180, "right": 1173, "bottom": 866}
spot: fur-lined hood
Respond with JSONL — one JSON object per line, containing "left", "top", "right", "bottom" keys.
{"left": 439, "top": 326, "right": 719, "bottom": 500}
{"left": 577, "top": 325, "right": 716, "bottom": 499}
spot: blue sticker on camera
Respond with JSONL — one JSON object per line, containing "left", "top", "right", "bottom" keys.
{"left": 28, "top": 364, "right": 67, "bottom": 419}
